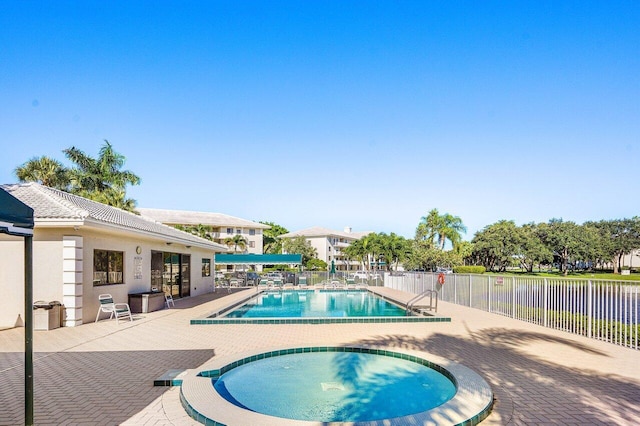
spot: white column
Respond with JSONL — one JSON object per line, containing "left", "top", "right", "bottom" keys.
{"left": 62, "top": 236, "right": 83, "bottom": 326}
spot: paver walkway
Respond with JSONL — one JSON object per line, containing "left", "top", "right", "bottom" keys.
{"left": 1, "top": 287, "right": 639, "bottom": 425}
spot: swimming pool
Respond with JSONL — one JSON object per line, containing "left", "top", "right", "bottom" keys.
{"left": 227, "top": 289, "right": 406, "bottom": 318}
{"left": 192, "top": 289, "right": 451, "bottom": 324}
{"left": 179, "top": 346, "right": 494, "bottom": 425}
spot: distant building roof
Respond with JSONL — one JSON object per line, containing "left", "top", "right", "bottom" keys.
{"left": 137, "top": 208, "right": 270, "bottom": 229}
{"left": 281, "top": 226, "right": 371, "bottom": 240}
{"left": 1, "top": 183, "right": 227, "bottom": 251}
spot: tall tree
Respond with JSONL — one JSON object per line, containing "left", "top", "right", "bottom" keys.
{"left": 415, "top": 208, "right": 466, "bottom": 250}
{"left": 588, "top": 218, "right": 640, "bottom": 273}
{"left": 14, "top": 156, "right": 69, "bottom": 190}
{"left": 376, "top": 233, "right": 410, "bottom": 271}
{"left": 536, "top": 219, "right": 599, "bottom": 275}
{"left": 259, "top": 221, "right": 289, "bottom": 254}
{"left": 224, "top": 234, "right": 248, "bottom": 253}
{"left": 64, "top": 140, "right": 141, "bottom": 211}
{"left": 282, "top": 236, "right": 318, "bottom": 266}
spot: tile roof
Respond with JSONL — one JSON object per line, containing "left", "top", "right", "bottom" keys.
{"left": 137, "top": 208, "right": 270, "bottom": 229}
{"left": 281, "top": 226, "right": 371, "bottom": 240}
{"left": 0, "top": 183, "right": 228, "bottom": 251}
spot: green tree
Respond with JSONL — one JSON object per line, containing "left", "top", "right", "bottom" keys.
{"left": 174, "top": 224, "right": 214, "bottom": 241}
{"left": 224, "top": 234, "right": 248, "bottom": 253}
{"left": 376, "top": 232, "right": 410, "bottom": 271}
{"left": 471, "top": 220, "right": 521, "bottom": 272}
{"left": 415, "top": 208, "right": 466, "bottom": 250}
{"left": 453, "top": 241, "right": 474, "bottom": 265}
{"left": 536, "top": 219, "right": 599, "bottom": 275}
{"left": 259, "top": 221, "right": 289, "bottom": 254}
{"left": 403, "top": 240, "right": 450, "bottom": 271}
{"left": 282, "top": 236, "right": 318, "bottom": 266}
{"left": 471, "top": 221, "right": 552, "bottom": 273}
{"left": 64, "top": 140, "right": 141, "bottom": 211}
{"left": 14, "top": 156, "right": 70, "bottom": 190}
{"left": 306, "top": 258, "right": 328, "bottom": 271}
{"left": 587, "top": 218, "right": 640, "bottom": 273}
{"left": 518, "top": 223, "right": 553, "bottom": 272}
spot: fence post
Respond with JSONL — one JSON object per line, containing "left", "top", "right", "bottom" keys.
{"left": 454, "top": 273, "right": 457, "bottom": 304}
{"left": 543, "top": 278, "right": 548, "bottom": 328}
{"left": 587, "top": 280, "right": 592, "bottom": 339}
{"left": 512, "top": 276, "right": 516, "bottom": 319}
{"left": 488, "top": 275, "right": 492, "bottom": 313}
{"left": 469, "top": 274, "right": 473, "bottom": 307}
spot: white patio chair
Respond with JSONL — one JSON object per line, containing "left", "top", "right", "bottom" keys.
{"left": 95, "top": 294, "right": 132, "bottom": 324}
{"left": 165, "top": 292, "right": 175, "bottom": 308}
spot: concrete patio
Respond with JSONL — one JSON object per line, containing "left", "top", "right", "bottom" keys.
{"left": 1, "top": 287, "right": 639, "bottom": 425}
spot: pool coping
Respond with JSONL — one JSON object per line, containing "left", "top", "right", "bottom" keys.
{"left": 178, "top": 345, "right": 494, "bottom": 426}
{"left": 191, "top": 288, "right": 451, "bottom": 325}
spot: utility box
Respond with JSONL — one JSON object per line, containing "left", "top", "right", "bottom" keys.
{"left": 33, "top": 301, "right": 61, "bottom": 330}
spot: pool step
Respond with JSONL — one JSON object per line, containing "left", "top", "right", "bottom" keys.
{"left": 153, "top": 369, "right": 188, "bottom": 387}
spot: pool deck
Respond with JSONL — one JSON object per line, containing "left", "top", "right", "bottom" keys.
{"left": 0, "top": 286, "right": 639, "bottom": 425}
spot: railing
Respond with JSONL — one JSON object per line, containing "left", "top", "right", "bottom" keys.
{"left": 385, "top": 272, "right": 639, "bottom": 350}
{"left": 406, "top": 289, "right": 438, "bottom": 314}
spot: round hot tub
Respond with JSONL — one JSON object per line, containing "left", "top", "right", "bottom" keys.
{"left": 180, "top": 346, "right": 493, "bottom": 425}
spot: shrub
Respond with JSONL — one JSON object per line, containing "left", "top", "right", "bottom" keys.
{"left": 453, "top": 265, "right": 486, "bottom": 274}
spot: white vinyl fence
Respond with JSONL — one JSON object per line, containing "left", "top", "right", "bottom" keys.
{"left": 385, "top": 272, "right": 639, "bottom": 350}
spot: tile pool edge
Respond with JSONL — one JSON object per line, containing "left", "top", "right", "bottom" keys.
{"left": 191, "top": 289, "right": 451, "bottom": 324}
{"left": 180, "top": 345, "right": 494, "bottom": 426}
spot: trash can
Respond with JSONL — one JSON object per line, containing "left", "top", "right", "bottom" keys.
{"left": 33, "top": 301, "right": 61, "bottom": 330}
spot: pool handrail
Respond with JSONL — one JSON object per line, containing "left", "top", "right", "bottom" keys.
{"left": 407, "top": 290, "right": 438, "bottom": 314}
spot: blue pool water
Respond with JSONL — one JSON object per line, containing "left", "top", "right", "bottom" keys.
{"left": 223, "top": 290, "right": 407, "bottom": 318}
{"left": 212, "top": 350, "right": 457, "bottom": 422}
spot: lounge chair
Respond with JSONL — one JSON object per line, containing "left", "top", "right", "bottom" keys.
{"left": 95, "top": 294, "right": 133, "bottom": 324}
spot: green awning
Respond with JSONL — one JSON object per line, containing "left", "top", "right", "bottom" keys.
{"left": 215, "top": 253, "right": 302, "bottom": 265}
{"left": 0, "top": 188, "right": 34, "bottom": 236}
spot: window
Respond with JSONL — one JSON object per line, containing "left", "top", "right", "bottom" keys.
{"left": 202, "top": 258, "right": 211, "bottom": 277}
{"left": 236, "top": 229, "right": 241, "bottom": 234}
{"left": 226, "top": 228, "right": 233, "bottom": 234}
{"left": 93, "top": 249, "right": 124, "bottom": 285}
{"left": 249, "top": 229, "right": 256, "bottom": 236}
{"left": 249, "top": 241, "right": 255, "bottom": 248}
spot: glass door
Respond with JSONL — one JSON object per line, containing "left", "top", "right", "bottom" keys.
{"left": 180, "top": 254, "right": 190, "bottom": 298}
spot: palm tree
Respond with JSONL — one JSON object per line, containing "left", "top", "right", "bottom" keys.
{"left": 63, "top": 140, "right": 141, "bottom": 211}
{"left": 14, "top": 156, "right": 69, "bottom": 190}
{"left": 174, "top": 224, "right": 214, "bottom": 241}
{"left": 224, "top": 234, "right": 248, "bottom": 253}
{"left": 416, "top": 208, "right": 466, "bottom": 250}
{"left": 437, "top": 213, "right": 467, "bottom": 250}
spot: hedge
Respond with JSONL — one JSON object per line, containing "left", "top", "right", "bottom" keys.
{"left": 453, "top": 265, "right": 486, "bottom": 274}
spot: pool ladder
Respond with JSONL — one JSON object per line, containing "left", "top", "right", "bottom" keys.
{"left": 406, "top": 290, "right": 438, "bottom": 315}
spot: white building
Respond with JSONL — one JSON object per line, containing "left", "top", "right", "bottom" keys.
{"left": 0, "top": 183, "right": 228, "bottom": 329}
{"left": 137, "top": 208, "right": 270, "bottom": 272}
{"left": 280, "top": 226, "right": 371, "bottom": 271}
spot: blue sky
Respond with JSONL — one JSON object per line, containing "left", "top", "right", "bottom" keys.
{"left": 1, "top": 1, "right": 638, "bottom": 239}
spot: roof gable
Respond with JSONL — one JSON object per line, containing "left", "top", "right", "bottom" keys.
{"left": 137, "top": 208, "right": 270, "bottom": 229}
{"left": 1, "top": 183, "right": 227, "bottom": 251}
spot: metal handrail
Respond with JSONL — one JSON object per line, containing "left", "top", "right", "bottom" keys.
{"left": 406, "top": 289, "right": 438, "bottom": 314}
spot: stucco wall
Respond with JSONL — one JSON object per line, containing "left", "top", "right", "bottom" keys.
{"left": 0, "top": 227, "right": 217, "bottom": 329}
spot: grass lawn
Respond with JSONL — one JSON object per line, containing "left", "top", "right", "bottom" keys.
{"left": 485, "top": 270, "right": 640, "bottom": 282}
